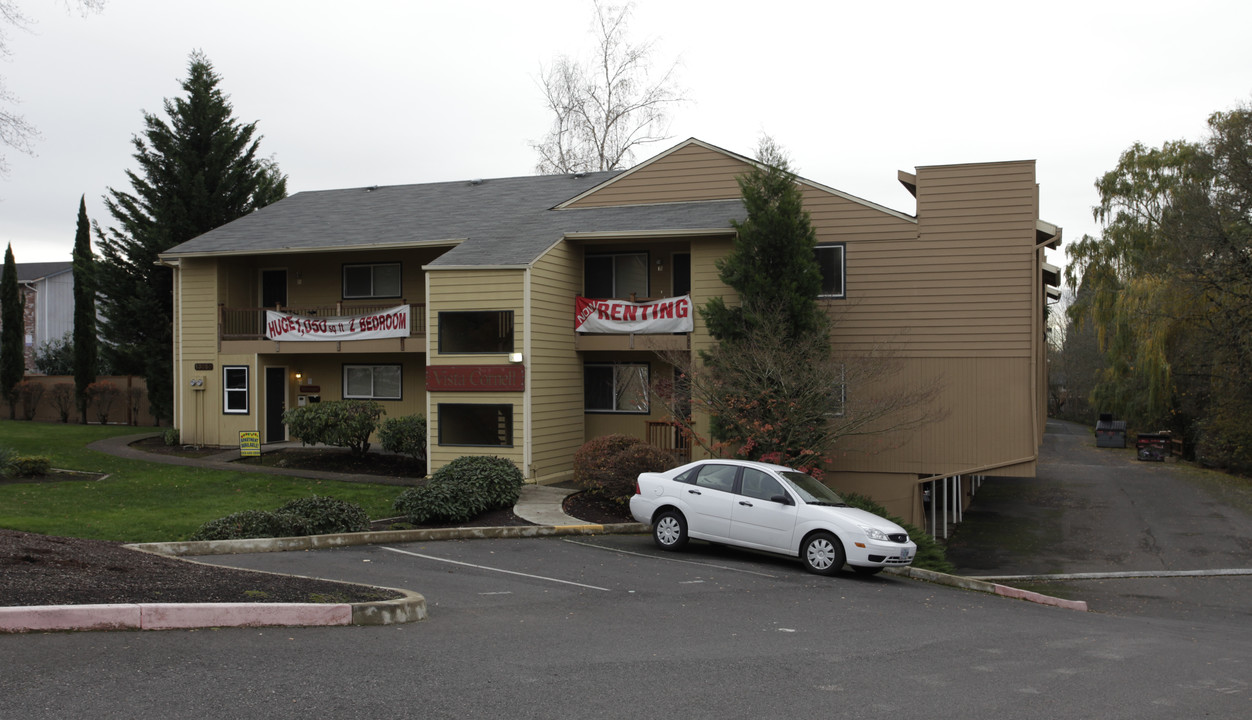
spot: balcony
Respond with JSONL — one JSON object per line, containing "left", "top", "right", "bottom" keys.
{"left": 218, "top": 303, "right": 426, "bottom": 352}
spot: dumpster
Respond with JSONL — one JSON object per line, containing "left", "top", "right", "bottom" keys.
{"left": 1136, "top": 432, "right": 1172, "bottom": 461}
{"left": 1095, "top": 414, "right": 1127, "bottom": 448}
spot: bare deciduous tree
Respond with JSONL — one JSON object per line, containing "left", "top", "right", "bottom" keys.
{"left": 0, "top": 1, "right": 105, "bottom": 173}
{"left": 532, "top": 0, "right": 683, "bottom": 174}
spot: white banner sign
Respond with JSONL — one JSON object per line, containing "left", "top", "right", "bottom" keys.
{"left": 266, "top": 305, "right": 410, "bottom": 341}
{"left": 574, "top": 295, "right": 693, "bottom": 334}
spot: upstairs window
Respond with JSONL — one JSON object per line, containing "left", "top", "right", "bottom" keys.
{"left": 585, "top": 253, "right": 648, "bottom": 299}
{"left": 343, "top": 263, "right": 402, "bottom": 299}
{"left": 814, "top": 244, "right": 845, "bottom": 298}
{"left": 439, "top": 311, "right": 515, "bottom": 354}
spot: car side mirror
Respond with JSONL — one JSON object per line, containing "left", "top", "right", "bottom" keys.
{"left": 770, "top": 494, "right": 792, "bottom": 505}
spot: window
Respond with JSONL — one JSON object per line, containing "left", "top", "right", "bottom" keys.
{"left": 223, "top": 366, "right": 249, "bottom": 414}
{"left": 585, "top": 253, "right": 648, "bottom": 298}
{"left": 343, "top": 263, "right": 402, "bottom": 299}
{"left": 814, "top": 244, "right": 845, "bottom": 298}
{"left": 438, "top": 404, "right": 513, "bottom": 446}
{"left": 740, "top": 468, "right": 786, "bottom": 502}
{"left": 584, "top": 363, "right": 649, "bottom": 413}
{"left": 693, "top": 464, "right": 738, "bottom": 493}
{"left": 343, "top": 364, "right": 402, "bottom": 400}
{"left": 439, "top": 311, "right": 514, "bottom": 354}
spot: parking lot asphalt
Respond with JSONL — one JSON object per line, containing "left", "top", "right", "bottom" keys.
{"left": 945, "top": 419, "right": 1252, "bottom": 622}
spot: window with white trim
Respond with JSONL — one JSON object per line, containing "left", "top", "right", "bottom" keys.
{"left": 343, "top": 364, "right": 402, "bottom": 400}
{"left": 343, "top": 262, "right": 402, "bottom": 299}
{"left": 223, "top": 366, "right": 249, "bottom": 414}
{"left": 815, "top": 244, "right": 845, "bottom": 298}
{"left": 438, "top": 310, "right": 514, "bottom": 354}
{"left": 584, "top": 363, "right": 650, "bottom": 413}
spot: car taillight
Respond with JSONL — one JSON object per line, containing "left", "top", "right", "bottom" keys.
{"left": 635, "top": 480, "right": 641, "bottom": 495}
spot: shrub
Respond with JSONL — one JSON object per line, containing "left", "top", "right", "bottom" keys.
{"left": 49, "top": 383, "right": 74, "bottom": 423}
{"left": 393, "top": 455, "right": 523, "bottom": 525}
{"left": 0, "top": 446, "right": 17, "bottom": 477}
{"left": 16, "top": 380, "right": 45, "bottom": 421}
{"left": 85, "top": 381, "right": 123, "bottom": 424}
{"left": 190, "top": 510, "right": 310, "bottom": 541}
{"left": 841, "top": 492, "right": 954, "bottom": 574}
{"left": 379, "top": 414, "right": 427, "bottom": 462}
{"left": 9, "top": 455, "right": 51, "bottom": 478}
{"left": 163, "top": 427, "right": 180, "bottom": 446}
{"left": 574, "top": 434, "right": 678, "bottom": 506}
{"left": 282, "top": 400, "right": 384, "bottom": 456}
{"left": 274, "top": 495, "right": 370, "bottom": 535}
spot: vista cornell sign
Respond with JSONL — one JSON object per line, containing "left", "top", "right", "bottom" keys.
{"left": 574, "top": 295, "right": 693, "bottom": 334}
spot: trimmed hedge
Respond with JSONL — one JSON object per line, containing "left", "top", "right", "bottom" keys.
{"left": 282, "top": 400, "right": 384, "bottom": 456}
{"left": 0, "top": 447, "right": 51, "bottom": 478}
{"left": 393, "top": 455, "right": 523, "bottom": 525}
{"left": 573, "top": 434, "right": 677, "bottom": 506}
{"left": 189, "top": 495, "right": 370, "bottom": 541}
{"left": 379, "top": 414, "right": 427, "bottom": 463}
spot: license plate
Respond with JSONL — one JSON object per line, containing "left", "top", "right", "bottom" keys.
{"left": 900, "top": 548, "right": 911, "bottom": 561}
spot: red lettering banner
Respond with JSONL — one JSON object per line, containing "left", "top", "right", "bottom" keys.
{"left": 265, "top": 305, "right": 410, "bottom": 342}
{"left": 574, "top": 295, "right": 693, "bottom": 334}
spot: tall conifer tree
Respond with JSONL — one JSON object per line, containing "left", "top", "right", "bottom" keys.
{"left": 701, "top": 138, "right": 825, "bottom": 344}
{"left": 96, "top": 52, "right": 287, "bottom": 422}
{"left": 1, "top": 243, "right": 23, "bottom": 419}
{"left": 72, "top": 195, "right": 98, "bottom": 423}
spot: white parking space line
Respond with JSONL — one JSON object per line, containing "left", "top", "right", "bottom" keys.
{"left": 380, "top": 546, "right": 612, "bottom": 591}
{"left": 561, "top": 538, "right": 782, "bottom": 578}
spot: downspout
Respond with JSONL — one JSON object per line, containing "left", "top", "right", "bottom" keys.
{"left": 523, "top": 267, "right": 533, "bottom": 481}
{"left": 159, "top": 258, "right": 181, "bottom": 435}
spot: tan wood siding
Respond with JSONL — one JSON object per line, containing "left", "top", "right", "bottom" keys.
{"left": 529, "top": 242, "right": 584, "bottom": 482}
{"left": 567, "top": 143, "right": 750, "bottom": 208}
{"left": 180, "top": 259, "right": 218, "bottom": 359}
{"left": 426, "top": 269, "right": 526, "bottom": 473}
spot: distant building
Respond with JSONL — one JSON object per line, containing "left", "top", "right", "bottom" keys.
{"left": 11, "top": 262, "right": 74, "bottom": 373}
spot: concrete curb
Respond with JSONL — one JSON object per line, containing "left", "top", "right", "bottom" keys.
{"left": 886, "top": 566, "right": 1089, "bottom": 612}
{"left": 0, "top": 587, "right": 427, "bottom": 633}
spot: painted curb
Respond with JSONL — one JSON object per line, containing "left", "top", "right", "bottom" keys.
{"left": 886, "top": 566, "right": 1089, "bottom": 612}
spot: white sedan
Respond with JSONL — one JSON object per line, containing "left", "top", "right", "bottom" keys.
{"left": 630, "top": 459, "right": 917, "bottom": 576}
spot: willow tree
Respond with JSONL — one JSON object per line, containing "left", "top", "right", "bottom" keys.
{"left": 1066, "top": 102, "right": 1252, "bottom": 468}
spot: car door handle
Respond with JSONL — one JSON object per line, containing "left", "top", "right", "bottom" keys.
{"left": 687, "top": 489, "right": 702, "bottom": 495}
{"left": 739, "top": 501, "right": 753, "bottom": 507}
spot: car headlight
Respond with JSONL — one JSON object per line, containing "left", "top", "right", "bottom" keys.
{"left": 860, "top": 526, "right": 889, "bottom": 542}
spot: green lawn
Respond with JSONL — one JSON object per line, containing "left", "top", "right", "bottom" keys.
{"left": 0, "top": 421, "right": 402, "bottom": 542}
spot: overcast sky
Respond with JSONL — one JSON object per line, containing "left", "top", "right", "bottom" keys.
{"left": 2, "top": 0, "right": 1250, "bottom": 284}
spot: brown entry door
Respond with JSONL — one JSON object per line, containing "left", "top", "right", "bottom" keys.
{"left": 265, "top": 367, "right": 286, "bottom": 442}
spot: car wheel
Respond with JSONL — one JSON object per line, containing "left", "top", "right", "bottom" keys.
{"left": 652, "top": 510, "right": 688, "bottom": 551}
{"left": 851, "top": 565, "right": 884, "bottom": 576}
{"left": 801, "top": 532, "right": 845, "bottom": 575}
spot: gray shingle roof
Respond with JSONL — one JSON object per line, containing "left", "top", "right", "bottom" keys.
{"left": 17, "top": 262, "right": 73, "bottom": 283}
{"left": 161, "top": 171, "right": 745, "bottom": 267}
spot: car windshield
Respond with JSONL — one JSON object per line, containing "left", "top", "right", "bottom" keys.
{"left": 779, "top": 471, "right": 847, "bottom": 506}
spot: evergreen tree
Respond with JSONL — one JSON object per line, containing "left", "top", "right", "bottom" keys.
{"left": 701, "top": 137, "right": 826, "bottom": 344}
{"left": 1, "top": 243, "right": 23, "bottom": 419}
{"left": 96, "top": 52, "right": 288, "bottom": 422}
{"left": 72, "top": 195, "right": 98, "bottom": 423}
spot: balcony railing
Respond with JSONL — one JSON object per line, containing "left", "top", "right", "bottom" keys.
{"left": 219, "top": 303, "right": 426, "bottom": 341}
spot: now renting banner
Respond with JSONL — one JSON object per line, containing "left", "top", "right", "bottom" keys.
{"left": 574, "top": 295, "right": 693, "bottom": 334}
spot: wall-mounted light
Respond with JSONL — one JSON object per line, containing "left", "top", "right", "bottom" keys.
{"left": 509, "top": 352, "right": 523, "bottom": 364}
{"left": 656, "top": 258, "right": 664, "bottom": 272}
{"left": 294, "top": 371, "right": 303, "bottom": 380}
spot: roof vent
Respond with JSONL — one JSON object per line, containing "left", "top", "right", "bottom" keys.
{"left": 364, "top": 185, "right": 379, "bottom": 192}
{"left": 469, "top": 178, "right": 484, "bottom": 186}
{"left": 572, "top": 172, "right": 587, "bottom": 179}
